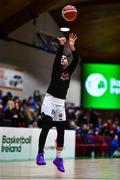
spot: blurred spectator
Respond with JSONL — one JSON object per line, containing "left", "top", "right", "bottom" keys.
{"left": 33, "top": 89, "right": 41, "bottom": 106}
{"left": 66, "top": 107, "right": 77, "bottom": 129}
{"left": 13, "top": 96, "right": 20, "bottom": 104}
{"left": 110, "top": 134, "right": 120, "bottom": 157}
{"left": 89, "top": 109, "right": 99, "bottom": 128}
{"left": 26, "top": 97, "right": 38, "bottom": 127}
{"left": 0, "top": 98, "right": 5, "bottom": 125}
{"left": 2, "top": 92, "right": 13, "bottom": 109}
{"left": 14, "top": 102, "right": 27, "bottom": 127}
{"left": 76, "top": 108, "right": 86, "bottom": 126}
{"left": 4, "top": 100, "right": 26, "bottom": 127}
{"left": 112, "top": 112, "right": 120, "bottom": 125}
{"left": 81, "top": 124, "right": 89, "bottom": 136}
{"left": 116, "top": 125, "right": 120, "bottom": 137}
{"left": 101, "top": 123, "right": 109, "bottom": 136}
{"left": 4, "top": 100, "right": 15, "bottom": 126}
{"left": 0, "top": 90, "right": 3, "bottom": 99}
{"left": 97, "top": 118, "right": 103, "bottom": 129}
{"left": 28, "top": 96, "right": 38, "bottom": 111}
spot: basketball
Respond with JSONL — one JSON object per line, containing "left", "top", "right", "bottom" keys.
{"left": 62, "top": 5, "right": 78, "bottom": 22}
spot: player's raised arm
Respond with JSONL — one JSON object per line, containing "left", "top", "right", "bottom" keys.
{"left": 57, "top": 36, "right": 66, "bottom": 46}
{"left": 67, "top": 33, "right": 79, "bottom": 74}
{"left": 52, "top": 36, "right": 66, "bottom": 73}
{"left": 68, "top": 33, "right": 77, "bottom": 51}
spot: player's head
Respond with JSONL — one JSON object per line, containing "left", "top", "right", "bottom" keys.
{"left": 61, "top": 55, "right": 69, "bottom": 68}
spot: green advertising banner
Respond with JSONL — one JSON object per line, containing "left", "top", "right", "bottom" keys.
{"left": 81, "top": 63, "right": 120, "bottom": 109}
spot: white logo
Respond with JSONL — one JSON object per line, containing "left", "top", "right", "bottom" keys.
{"left": 85, "top": 73, "right": 107, "bottom": 96}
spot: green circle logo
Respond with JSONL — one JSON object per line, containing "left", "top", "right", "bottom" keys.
{"left": 85, "top": 73, "right": 107, "bottom": 97}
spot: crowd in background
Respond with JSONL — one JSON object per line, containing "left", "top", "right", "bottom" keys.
{"left": 0, "top": 90, "right": 42, "bottom": 128}
{"left": 66, "top": 105, "right": 120, "bottom": 157}
{"left": 66, "top": 106, "right": 120, "bottom": 138}
{"left": 0, "top": 89, "right": 120, "bottom": 157}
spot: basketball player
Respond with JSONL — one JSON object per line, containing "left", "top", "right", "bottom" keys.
{"left": 36, "top": 33, "right": 79, "bottom": 172}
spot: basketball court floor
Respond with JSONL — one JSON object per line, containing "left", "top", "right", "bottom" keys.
{"left": 0, "top": 158, "right": 120, "bottom": 180}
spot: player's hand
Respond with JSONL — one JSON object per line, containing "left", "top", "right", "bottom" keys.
{"left": 68, "top": 33, "right": 77, "bottom": 51}
{"left": 57, "top": 37, "right": 66, "bottom": 45}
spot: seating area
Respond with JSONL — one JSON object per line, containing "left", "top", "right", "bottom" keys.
{"left": 76, "top": 135, "right": 112, "bottom": 158}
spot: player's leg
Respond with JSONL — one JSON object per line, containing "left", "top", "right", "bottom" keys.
{"left": 36, "top": 113, "right": 53, "bottom": 165}
{"left": 36, "top": 96, "right": 55, "bottom": 166}
{"left": 53, "top": 121, "right": 66, "bottom": 172}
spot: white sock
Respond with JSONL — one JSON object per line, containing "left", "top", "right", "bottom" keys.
{"left": 56, "top": 150, "right": 62, "bottom": 158}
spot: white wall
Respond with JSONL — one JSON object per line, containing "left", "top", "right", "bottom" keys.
{"left": 0, "top": 12, "right": 81, "bottom": 106}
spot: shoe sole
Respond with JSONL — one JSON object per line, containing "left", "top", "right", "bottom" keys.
{"left": 53, "top": 161, "right": 65, "bottom": 172}
{"left": 36, "top": 162, "right": 46, "bottom": 166}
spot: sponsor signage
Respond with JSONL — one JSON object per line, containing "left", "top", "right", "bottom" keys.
{"left": 0, "top": 127, "right": 75, "bottom": 161}
{"left": 81, "top": 63, "right": 120, "bottom": 109}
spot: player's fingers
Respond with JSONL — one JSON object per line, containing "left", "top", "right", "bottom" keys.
{"left": 69, "top": 33, "right": 73, "bottom": 38}
{"left": 57, "top": 37, "right": 60, "bottom": 41}
{"left": 73, "top": 34, "right": 77, "bottom": 39}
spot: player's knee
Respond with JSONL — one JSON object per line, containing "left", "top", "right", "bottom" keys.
{"left": 38, "top": 112, "right": 53, "bottom": 128}
{"left": 56, "top": 121, "right": 67, "bottom": 130}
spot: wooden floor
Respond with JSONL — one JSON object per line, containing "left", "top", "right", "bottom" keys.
{"left": 0, "top": 158, "right": 120, "bottom": 180}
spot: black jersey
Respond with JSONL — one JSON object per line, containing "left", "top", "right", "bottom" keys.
{"left": 47, "top": 45, "right": 79, "bottom": 99}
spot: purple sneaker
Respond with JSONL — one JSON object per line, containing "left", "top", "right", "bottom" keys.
{"left": 36, "top": 153, "right": 46, "bottom": 165}
{"left": 53, "top": 157, "right": 65, "bottom": 172}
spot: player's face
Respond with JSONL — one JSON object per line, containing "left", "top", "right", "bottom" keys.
{"left": 61, "top": 55, "right": 69, "bottom": 68}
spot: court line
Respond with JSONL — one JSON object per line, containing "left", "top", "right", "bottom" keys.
{"left": 0, "top": 176, "right": 112, "bottom": 179}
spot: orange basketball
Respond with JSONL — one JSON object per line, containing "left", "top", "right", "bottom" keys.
{"left": 62, "top": 5, "right": 78, "bottom": 22}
